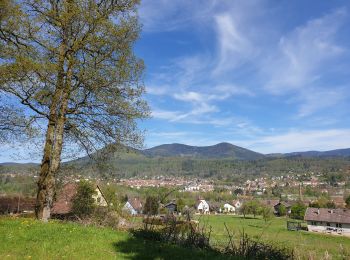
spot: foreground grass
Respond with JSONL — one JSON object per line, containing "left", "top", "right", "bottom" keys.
{"left": 0, "top": 217, "right": 227, "bottom": 260}
{"left": 197, "top": 215, "right": 350, "bottom": 259}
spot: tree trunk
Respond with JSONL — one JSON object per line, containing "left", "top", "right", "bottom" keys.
{"left": 35, "top": 44, "right": 66, "bottom": 221}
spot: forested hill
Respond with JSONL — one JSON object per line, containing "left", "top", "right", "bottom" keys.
{"left": 1, "top": 143, "right": 350, "bottom": 180}
{"left": 282, "top": 148, "right": 350, "bottom": 158}
{"left": 141, "top": 142, "right": 265, "bottom": 160}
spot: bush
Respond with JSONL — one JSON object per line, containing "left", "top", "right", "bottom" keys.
{"left": 72, "top": 181, "right": 96, "bottom": 218}
{"left": 143, "top": 196, "right": 159, "bottom": 215}
{"left": 290, "top": 202, "right": 306, "bottom": 220}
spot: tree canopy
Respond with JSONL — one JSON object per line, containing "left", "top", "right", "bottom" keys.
{"left": 0, "top": 0, "right": 148, "bottom": 220}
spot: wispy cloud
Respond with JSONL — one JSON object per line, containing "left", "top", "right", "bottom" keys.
{"left": 248, "top": 129, "right": 350, "bottom": 153}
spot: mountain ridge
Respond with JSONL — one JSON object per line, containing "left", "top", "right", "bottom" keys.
{"left": 1, "top": 143, "right": 350, "bottom": 166}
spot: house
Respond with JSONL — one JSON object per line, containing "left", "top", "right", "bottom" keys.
{"left": 196, "top": 199, "right": 210, "bottom": 214}
{"left": 123, "top": 198, "right": 143, "bottom": 215}
{"left": 164, "top": 201, "right": 177, "bottom": 213}
{"left": 304, "top": 207, "right": 350, "bottom": 237}
{"left": 223, "top": 203, "right": 235, "bottom": 213}
{"left": 232, "top": 200, "right": 242, "bottom": 209}
{"left": 51, "top": 183, "right": 107, "bottom": 217}
{"left": 92, "top": 185, "right": 108, "bottom": 207}
{"left": 209, "top": 201, "right": 222, "bottom": 214}
{"left": 261, "top": 199, "right": 280, "bottom": 214}
{"left": 274, "top": 201, "right": 292, "bottom": 216}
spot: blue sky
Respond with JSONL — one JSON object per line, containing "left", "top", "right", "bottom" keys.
{"left": 136, "top": 0, "right": 350, "bottom": 153}
{"left": 2, "top": 0, "right": 350, "bottom": 163}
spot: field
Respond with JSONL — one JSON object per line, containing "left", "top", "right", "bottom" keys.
{"left": 197, "top": 215, "right": 350, "bottom": 259}
{"left": 0, "top": 217, "right": 226, "bottom": 260}
{"left": 1, "top": 216, "right": 350, "bottom": 259}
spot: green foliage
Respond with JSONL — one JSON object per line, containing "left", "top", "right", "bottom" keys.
{"left": 176, "top": 198, "right": 185, "bottom": 213}
{"left": 277, "top": 204, "right": 287, "bottom": 216}
{"left": 143, "top": 196, "right": 159, "bottom": 215}
{"left": 290, "top": 202, "right": 307, "bottom": 220}
{"left": 240, "top": 200, "right": 261, "bottom": 218}
{"left": 272, "top": 185, "right": 282, "bottom": 197}
{"left": 260, "top": 206, "right": 274, "bottom": 223}
{"left": 309, "top": 197, "right": 336, "bottom": 209}
{"left": 72, "top": 181, "right": 96, "bottom": 218}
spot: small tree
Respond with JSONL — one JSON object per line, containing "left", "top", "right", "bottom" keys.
{"left": 143, "top": 196, "right": 159, "bottom": 215}
{"left": 247, "top": 200, "right": 260, "bottom": 218}
{"left": 176, "top": 198, "right": 185, "bottom": 213}
{"left": 72, "top": 181, "right": 96, "bottom": 218}
{"left": 290, "top": 202, "right": 307, "bottom": 220}
{"left": 277, "top": 204, "right": 287, "bottom": 216}
{"left": 260, "top": 206, "right": 273, "bottom": 223}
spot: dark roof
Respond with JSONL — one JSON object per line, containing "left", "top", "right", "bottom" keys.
{"left": 51, "top": 183, "right": 78, "bottom": 215}
{"left": 164, "top": 202, "right": 177, "bottom": 207}
{"left": 261, "top": 199, "right": 280, "bottom": 207}
{"left": 128, "top": 198, "right": 143, "bottom": 212}
{"left": 276, "top": 201, "right": 292, "bottom": 208}
{"left": 304, "top": 207, "right": 350, "bottom": 224}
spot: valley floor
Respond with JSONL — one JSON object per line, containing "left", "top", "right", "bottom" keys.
{"left": 197, "top": 215, "right": 350, "bottom": 259}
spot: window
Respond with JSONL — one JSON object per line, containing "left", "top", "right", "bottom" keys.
{"left": 97, "top": 197, "right": 101, "bottom": 203}
{"left": 311, "top": 221, "right": 317, "bottom": 225}
{"left": 336, "top": 223, "right": 342, "bottom": 228}
{"left": 327, "top": 222, "right": 330, "bottom": 226}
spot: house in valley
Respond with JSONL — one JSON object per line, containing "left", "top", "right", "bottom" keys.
{"left": 304, "top": 207, "right": 350, "bottom": 237}
{"left": 232, "top": 200, "right": 242, "bottom": 209}
{"left": 274, "top": 201, "right": 292, "bottom": 216}
{"left": 122, "top": 198, "right": 143, "bottom": 215}
{"left": 164, "top": 201, "right": 177, "bottom": 213}
{"left": 51, "top": 183, "right": 107, "bottom": 217}
{"left": 196, "top": 199, "right": 210, "bottom": 214}
{"left": 223, "top": 203, "right": 235, "bottom": 213}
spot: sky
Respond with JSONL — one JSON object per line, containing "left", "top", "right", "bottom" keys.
{"left": 1, "top": 0, "right": 350, "bottom": 163}
{"left": 136, "top": 0, "right": 350, "bottom": 153}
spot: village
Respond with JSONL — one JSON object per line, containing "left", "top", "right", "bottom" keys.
{"left": 1, "top": 169, "right": 350, "bottom": 238}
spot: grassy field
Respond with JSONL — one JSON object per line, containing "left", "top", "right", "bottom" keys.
{"left": 196, "top": 215, "right": 350, "bottom": 259}
{"left": 0, "top": 217, "right": 227, "bottom": 260}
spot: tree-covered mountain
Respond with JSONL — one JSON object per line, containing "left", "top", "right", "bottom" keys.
{"left": 283, "top": 148, "right": 350, "bottom": 158}
{"left": 2, "top": 143, "right": 350, "bottom": 180}
{"left": 142, "top": 142, "right": 265, "bottom": 160}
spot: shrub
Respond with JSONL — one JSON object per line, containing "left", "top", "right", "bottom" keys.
{"left": 71, "top": 181, "right": 96, "bottom": 218}
{"left": 143, "top": 196, "right": 159, "bottom": 215}
{"left": 290, "top": 202, "right": 306, "bottom": 220}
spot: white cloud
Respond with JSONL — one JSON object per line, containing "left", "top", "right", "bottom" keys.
{"left": 213, "top": 14, "right": 254, "bottom": 74}
{"left": 297, "top": 87, "right": 348, "bottom": 117}
{"left": 245, "top": 129, "right": 350, "bottom": 153}
{"left": 139, "top": 0, "right": 217, "bottom": 32}
{"left": 264, "top": 8, "right": 347, "bottom": 94}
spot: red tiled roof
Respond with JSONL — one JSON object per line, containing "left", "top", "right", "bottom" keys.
{"left": 51, "top": 183, "right": 78, "bottom": 215}
{"left": 304, "top": 207, "right": 350, "bottom": 224}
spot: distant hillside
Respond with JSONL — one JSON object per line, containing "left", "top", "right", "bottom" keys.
{"left": 142, "top": 142, "right": 265, "bottom": 160}
{"left": 281, "top": 148, "right": 350, "bottom": 158}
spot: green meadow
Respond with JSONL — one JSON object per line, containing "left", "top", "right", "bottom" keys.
{"left": 1, "top": 216, "right": 350, "bottom": 259}
{"left": 197, "top": 215, "right": 350, "bottom": 259}
{"left": 0, "top": 217, "right": 226, "bottom": 260}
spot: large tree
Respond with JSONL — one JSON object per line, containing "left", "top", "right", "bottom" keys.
{"left": 0, "top": 0, "right": 148, "bottom": 221}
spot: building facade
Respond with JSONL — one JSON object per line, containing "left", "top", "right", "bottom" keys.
{"left": 304, "top": 207, "right": 350, "bottom": 237}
